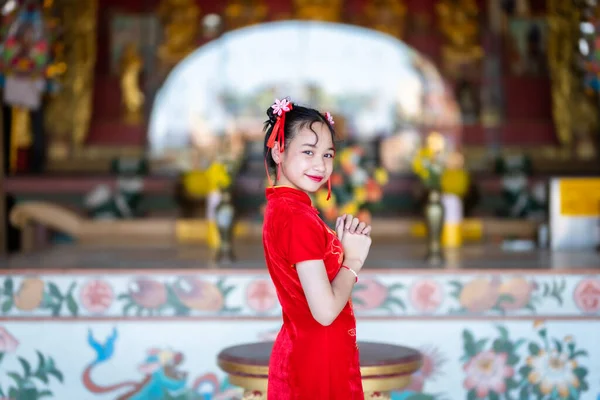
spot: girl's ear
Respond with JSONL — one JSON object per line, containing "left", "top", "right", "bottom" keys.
{"left": 271, "top": 141, "right": 284, "bottom": 164}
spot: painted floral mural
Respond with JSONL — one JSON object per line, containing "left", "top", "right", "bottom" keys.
{"left": 461, "top": 322, "right": 589, "bottom": 399}
{"left": 0, "top": 326, "right": 64, "bottom": 399}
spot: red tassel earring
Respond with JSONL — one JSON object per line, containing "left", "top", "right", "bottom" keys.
{"left": 326, "top": 178, "right": 332, "bottom": 200}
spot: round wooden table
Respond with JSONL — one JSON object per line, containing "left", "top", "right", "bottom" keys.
{"left": 217, "top": 341, "right": 422, "bottom": 400}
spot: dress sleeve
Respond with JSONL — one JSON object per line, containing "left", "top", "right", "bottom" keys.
{"left": 285, "top": 211, "right": 327, "bottom": 266}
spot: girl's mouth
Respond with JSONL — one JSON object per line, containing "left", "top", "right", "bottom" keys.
{"left": 306, "top": 175, "right": 324, "bottom": 182}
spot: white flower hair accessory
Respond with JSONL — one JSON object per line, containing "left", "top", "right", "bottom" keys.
{"left": 271, "top": 98, "right": 292, "bottom": 117}
{"left": 325, "top": 112, "right": 335, "bottom": 125}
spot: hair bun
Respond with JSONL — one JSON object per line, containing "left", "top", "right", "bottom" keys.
{"left": 266, "top": 106, "right": 278, "bottom": 125}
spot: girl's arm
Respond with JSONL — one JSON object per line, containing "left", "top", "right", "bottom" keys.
{"left": 297, "top": 257, "right": 363, "bottom": 326}
{"left": 297, "top": 215, "right": 371, "bottom": 326}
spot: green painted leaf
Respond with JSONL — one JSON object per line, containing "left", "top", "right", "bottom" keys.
{"left": 35, "top": 350, "right": 45, "bottom": 373}
{"left": 553, "top": 339, "right": 563, "bottom": 353}
{"left": 1, "top": 300, "right": 12, "bottom": 313}
{"left": 474, "top": 338, "right": 488, "bottom": 353}
{"left": 7, "top": 371, "right": 24, "bottom": 388}
{"left": 497, "top": 294, "right": 516, "bottom": 306}
{"left": 519, "top": 386, "right": 530, "bottom": 400}
{"left": 405, "top": 395, "right": 436, "bottom": 400}
{"left": 38, "top": 389, "right": 53, "bottom": 398}
{"left": 66, "top": 295, "right": 78, "bottom": 317}
{"left": 123, "top": 302, "right": 135, "bottom": 315}
{"left": 50, "top": 303, "right": 61, "bottom": 317}
{"left": 519, "top": 365, "right": 532, "bottom": 377}
{"left": 3, "top": 278, "right": 13, "bottom": 296}
{"left": 573, "top": 366, "right": 588, "bottom": 380}
{"left": 489, "top": 390, "right": 500, "bottom": 400}
{"left": 528, "top": 342, "right": 540, "bottom": 356}
{"left": 493, "top": 339, "right": 512, "bottom": 354}
{"left": 221, "top": 285, "right": 235, "bottom": 297}
{"left": 387, "top": 283, "right": 405, "bottom": 291}
{"left": 572, "top": 349, "right": 588, "bottom": 358}
{"left": 525, "top": 304, "right": 537, "bottom": 312}
{"left": 18, "top": 357, "right": 31, "bottom": 377}
{"left": 466, "top": 389, "right": 477, "bottom": 400}
{"left": 551, "top": 292, "right": 563, "bottom": 306}
{"left": 222, "top": 306, "right": 242, "bottom": 313}
{"left": 48, "top": 283, "right": 62, "bottom": 300}
{"left": 48, "top": 368, "right": 64, "bottom": 383}
{"left": 353, "top": 283, "right": 367, "bottom": 291}
{"left": 462, "top": 330, "right": 477, "bottom": 357}
{"left": 34, "top": 371, "right": 49, "bottom": 384}
{"left": 384, "top": 297, "right": 406, "bottom": 310}
{"left": 351, "top": 296, "right": 365, "bottom": 306}
{"left": 506, "top": 378, "right": 519, "bottom": 389}
{"left": 580, "top": 380, "right": 589, "bottom": 391}
{"left": 497, "top": 325, "right": 509, "bottom": 339}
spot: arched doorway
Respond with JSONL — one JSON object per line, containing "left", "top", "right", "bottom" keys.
{"left": 148, "top": 20, "right": 461, "bottom": 176}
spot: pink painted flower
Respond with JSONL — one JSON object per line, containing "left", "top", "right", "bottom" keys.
{"left": 410, "top": 279, "right": 443, "bottom": 313}
{"left": 80, "top": 279, "right": 114, "bottom": 314}
{"left": 246, "top": 279, "right": 278, "bottom": 313}
{"left": 0, "top": 326, "right": 19, "bottom": 353}
{"left": 406, "top": 345, "right": 447, "bottom": 392}
{"left": 352, "top": 279, "right": 388, "bottom": 311}
{"left": 463, "top": 351, "right": 514, "bottom": 397}
{"left": 271, "top": 98, "right": 292, "bottom": 116}
{"left": 325, "top": 112, "right": 335, "bottom": 125}
{"left": 573, "top": 278, "right": 600, "bottom": 313}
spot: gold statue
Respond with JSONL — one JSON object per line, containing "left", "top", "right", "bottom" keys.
{"left": 294, "top": 0, "right": 343, "bottom": 22}
{"left": 119, "top": 43, "right": 144, "bottom": 124}
{"left": 157, "top": 0, "right": 201, "bottom": 67}
{"left": 225, "top": 0, "right": 268, "bottom": 31}
{"left": 436, "top": 0, "right": 483, "bottom": 76}
{"left": 44, "top": 0, "right": 97, "bottom": 151}
{"left": 364, "top": 0, "right": 406, "bottom": 39}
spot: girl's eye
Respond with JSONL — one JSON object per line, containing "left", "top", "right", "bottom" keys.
{"left": 325, "top": 153, "right": 334, "bottom": 158}
{"left": 303, "top": 151, "right": 313, "bottom": 156}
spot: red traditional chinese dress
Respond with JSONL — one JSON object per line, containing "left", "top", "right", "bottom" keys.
{"left": 262, "top": 186, "right": 363, "bottom": 399}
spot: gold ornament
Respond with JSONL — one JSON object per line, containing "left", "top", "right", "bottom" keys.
{"left": 224, "top": 0, "right": 268, "bottom": 31}
{"left": 294, "top": 0, "right": 343, "bottom": 22}
{"left": 436, "top": 0, "right": 483, "bottom": 76}
{"left": 364, "top": 0, "right": 406, "bottom": 39}
{"left": 44, "top": 0, "right": 97, "bottom": 150}
{"left": 119, "top": 43, "right": 145, "bottom": 124}
{"left": 157, "top": 0, "right": 201, "bottom": 67}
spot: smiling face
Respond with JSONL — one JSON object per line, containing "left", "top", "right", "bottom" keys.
{"left": 271, "top": 121, "right": 335, "bottom": 194}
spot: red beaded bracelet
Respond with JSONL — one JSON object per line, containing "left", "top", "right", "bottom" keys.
{"left": 341, "top": 265, "right": 358, "bottom": 282}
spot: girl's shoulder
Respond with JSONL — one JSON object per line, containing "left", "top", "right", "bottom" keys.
{"left": 266, "top": 200, "right": 324, "bottom": 232}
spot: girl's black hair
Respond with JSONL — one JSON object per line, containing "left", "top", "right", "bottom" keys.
{"left": 263, "top": 99, "right": 336, "bottom": 176}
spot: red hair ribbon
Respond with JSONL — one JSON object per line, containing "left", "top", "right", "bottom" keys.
{"left": 265, "top": 98, "right": 293, "bottom": 186}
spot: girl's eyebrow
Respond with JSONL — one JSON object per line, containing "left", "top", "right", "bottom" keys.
{"left": 301, "top": 143, "right": 335, "bottom": 151}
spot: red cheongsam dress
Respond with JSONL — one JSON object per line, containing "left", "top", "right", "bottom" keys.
{"left": 262, "top": 186, "right": 363, "bottom": 400}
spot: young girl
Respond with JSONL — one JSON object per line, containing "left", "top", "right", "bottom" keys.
{"left": 262, "top": 98, "right": 372, "bottom": 399}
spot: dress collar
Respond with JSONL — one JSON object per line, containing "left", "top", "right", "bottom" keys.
{"left": 265, "top": 186, "right": 312, "bottom": 206}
